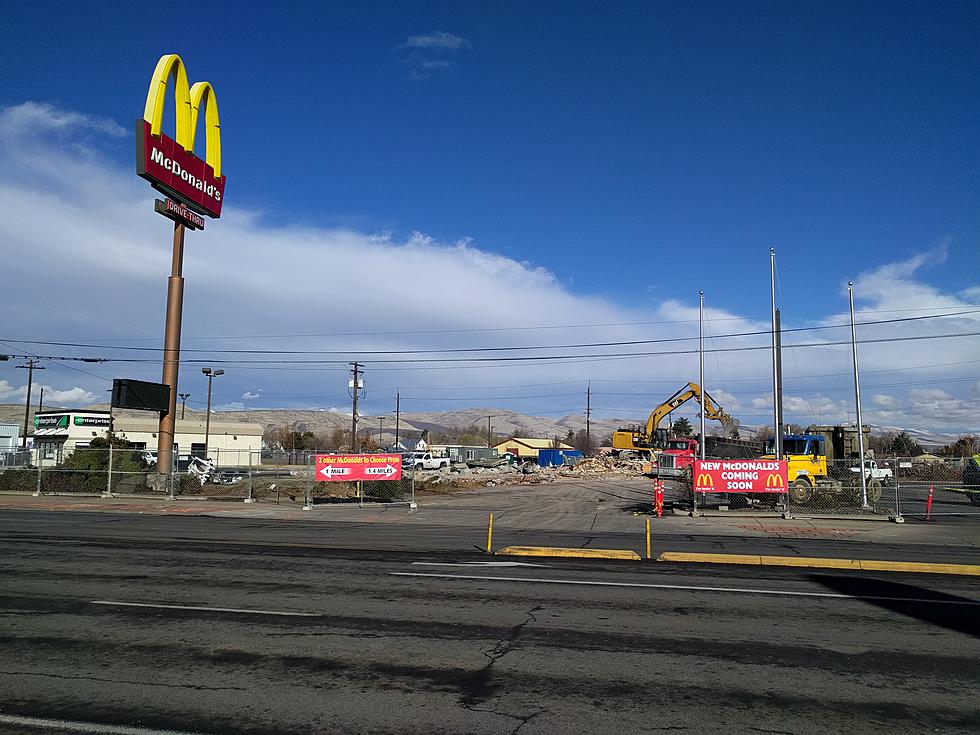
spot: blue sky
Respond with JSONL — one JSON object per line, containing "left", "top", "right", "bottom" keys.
{"left": 0, "top": 2, "right": 978, "bottom": 433}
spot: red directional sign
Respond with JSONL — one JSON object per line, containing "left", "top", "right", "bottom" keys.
{"left": 315, "top": 454, "right": 403, "bottom": 482}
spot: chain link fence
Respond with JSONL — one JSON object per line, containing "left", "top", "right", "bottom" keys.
{"left": 0, "top": 447, "right": 417, "bottom": 507}
{"left": 682, "top": 456, "right": 980, "bottom": 519}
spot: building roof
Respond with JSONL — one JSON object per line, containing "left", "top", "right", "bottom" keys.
{"left": 494, "top": 437, "right": 574, "bottom": 450}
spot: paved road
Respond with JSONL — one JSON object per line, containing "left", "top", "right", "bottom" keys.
{"left": 0, "top": 512, "right": 977, "bottom": 734}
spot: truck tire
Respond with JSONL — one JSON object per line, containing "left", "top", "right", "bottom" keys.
{"left": 789, "top": 477, "right": 813, "bottom": 505}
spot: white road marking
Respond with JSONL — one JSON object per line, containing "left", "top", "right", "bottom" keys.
{"left": 411, "top": 561, "right": 548, "bottom": 568}
{"left": 389, "top": 572, "right": 980, "bottom": 606}
{"left": 91, "top": 600, "right": 318, "bottom": 617}
{"left": 0, "top": 714, "right": 204, "bottom": 735}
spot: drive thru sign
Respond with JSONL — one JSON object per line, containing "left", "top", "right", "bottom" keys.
{"left": 315, "top": 454, "right": 402, "bottom": 482}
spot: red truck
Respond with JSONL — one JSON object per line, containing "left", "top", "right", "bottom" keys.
{"left": 654, "top": 438, "right": 699, "bottom": 478}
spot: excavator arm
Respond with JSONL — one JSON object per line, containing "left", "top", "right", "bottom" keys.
{"left": 643, "top": 382, "right": 735, "bottom": 437}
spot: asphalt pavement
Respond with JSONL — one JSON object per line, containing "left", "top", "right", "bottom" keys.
{"left": 0, "top": 509, "right": 978, "bottom": 734}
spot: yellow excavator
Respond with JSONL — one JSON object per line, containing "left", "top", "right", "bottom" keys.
{"left": 612, "top": 382, "right": 736, "bottom": 457}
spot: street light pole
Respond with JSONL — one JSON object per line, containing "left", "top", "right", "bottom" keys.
{"left": 201, "top": 368, "right": 223, "bottom": 461}
{"left": 179, "top": 393, "right": 190, "bottom": 420}
{"left": 378, "top": 416, "right": 385, "bottom": 449}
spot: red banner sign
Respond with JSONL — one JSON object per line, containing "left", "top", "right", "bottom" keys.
{"left": 694, "top": 459, "right": 788, "bottom": 493}
{"left": 137, "top": 120, "right": 226, "bottom": 218}
{"left": 315, "top": 454, "right": 403, "bottom": 482}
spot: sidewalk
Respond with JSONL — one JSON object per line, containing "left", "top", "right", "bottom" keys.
{"left": 1, "top": 488, "right": 977, "bottom": 554}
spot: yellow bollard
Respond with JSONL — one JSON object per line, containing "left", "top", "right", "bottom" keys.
{"left": 645, "top": 517, "right": 651, "bottom": 560}
{"left": 486, "top": 513, "right": 494, "bottom": 554}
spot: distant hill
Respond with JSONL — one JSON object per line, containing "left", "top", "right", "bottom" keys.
{"left": 0, "top": 404, "right": 960, "bottom": 448}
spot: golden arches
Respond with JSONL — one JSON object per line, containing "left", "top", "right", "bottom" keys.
{"left": 143, "top": 54, "right": 222, "bottom": 178}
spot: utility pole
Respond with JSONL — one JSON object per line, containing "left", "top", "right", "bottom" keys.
{"left": 378, "top": 416, "right": 385, "bottom": 449}
{"left": 16, "top": 359, "right": 44, "bottom": 448}
{"left": 179, "top": 393, "right": 190, "bottom": 420}
{"left": 349, "top": 362, "right": 363, "bottom": 452}
{"left": 585, "top": 382, "right": 592, "bottom": 455}
{"left": 487, "top": 415, "right": 495, "bottom": 449}
{"left": 394, "top": 391, "right": 400, "bottom": 450}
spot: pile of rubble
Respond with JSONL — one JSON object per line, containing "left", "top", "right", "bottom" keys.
{"left": 411, "top": 455, "right": 653, "bottom": 488}
{"left": 565, "top": 456, "right": 653, "bottom": 477}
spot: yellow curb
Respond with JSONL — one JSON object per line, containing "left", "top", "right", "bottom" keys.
{"left": 496, "top": 546, "right": 641, "bottom": 560}
{"left": 656, "top": 552, "right": 980, "bottom": 576}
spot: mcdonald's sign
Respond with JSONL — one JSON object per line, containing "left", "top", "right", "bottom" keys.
{"left": 693, "top": 459, "right": 788, "bottom": 494}
{"left": 695, "top": 473, "right": 715, "bottom": 489}
{"left": 136, "top": 54, "right": 226, "bottom": 217}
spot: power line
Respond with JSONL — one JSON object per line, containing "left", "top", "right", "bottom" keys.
{"left": 2, "top": 309, "right": 978, "bottom": 356}
{"left": 1, "top": 330, "right": 977, "bottom": 368}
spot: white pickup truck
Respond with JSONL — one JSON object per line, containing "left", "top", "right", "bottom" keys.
{"left": 404, "top": 452, "right": 450, "bottom": 470}
{"left": 850, "top": 459, "right": 893, "bottom": 482}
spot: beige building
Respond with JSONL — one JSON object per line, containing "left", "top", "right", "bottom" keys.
{"left": 114, "top": 415, "right": 263, "bottom": 466}
{"left": 30, "top": 409, "right": 263, "bottom": 467}
{"left": 493, "top": 437, "right": 574, "bottom": 461}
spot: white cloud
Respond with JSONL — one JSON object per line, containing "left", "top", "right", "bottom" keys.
{"left": 0, "top": 101, "right": 126, "bottom": 139}
{"left": 0, "top": 102, "right": 977, "bottom": 434}
{"left": 0, "top": 380, "right": 96, "bottom": 406}
{"left": 404, "top": 32, "right": 471, "bottom": 50}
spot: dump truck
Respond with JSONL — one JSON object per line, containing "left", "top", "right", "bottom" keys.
{"left": 612, "top": 382, "right": 736, "bottom": 458}
{"left": 763, "top": 424, "right": 878, "bottom": 506}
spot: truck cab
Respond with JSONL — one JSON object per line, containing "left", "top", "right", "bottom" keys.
{"left": 655, "top": 438, "right": 699, "bottom": 477}
{"left": 764, "top": 434, "right": 828, "bottom": 487}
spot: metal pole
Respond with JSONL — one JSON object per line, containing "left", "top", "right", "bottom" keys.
{"left": 105, "top": 443, "right": 113, "bottom": 498}
{"left": 487, "top": 416, "right": 492, "bottom": 448}
{"left": 698, "top": 292, "right": 705, "bottom": 461}
{"left": 244, "top": 450, "right": 254, "bottom": 503}
{"left": 38, "top": 386, "right": 44, "bottom": 414}
{"left": 770, "top": 248, "right": 781, "bottom": 460}
{"left": 395, "top": 391, "right": 400, "bottom": 449}
{"left": 849, "top": 282, "right": 869, "bottom": 508}
{"left": 378, "top": 416, "right": 384, "bottom": 449}
{"left": 204, "top": 373, "right": 213, "bottom": 460}
{"left": 586, "top": 382, "right": 592, "bottom": 455}
{"left": 775, "top": 308, "right": 784, "bottom": 456}
{"left": 157, "top": 221, "right": 186, "bottom": 476}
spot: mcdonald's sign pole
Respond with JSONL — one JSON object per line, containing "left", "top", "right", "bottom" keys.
{"left": 136, "top": 54, "right": 226, "bottom": 476}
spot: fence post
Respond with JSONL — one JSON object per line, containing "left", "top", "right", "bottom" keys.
{"left": 34, "top": 453, "right": 42, "bottom": 497}
{"left": 410, "top": 470, "right": 417, "bottom": 509}
{"left": 244, "top": 450, "right": 255, "bottom": 503}
{"left": 168, "top": 448, "right": 176, "bottom": 500}
{"left": 103, "top": 444, "right": 113, "bottom": 498}
{"left": 890, "top": 458, "right": 904, "bottom": 523}
{"left": 303, "top": 451, "right": 313, "bottom": 510}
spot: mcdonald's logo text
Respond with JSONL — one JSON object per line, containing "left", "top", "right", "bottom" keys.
{"left": 694, "top": 460, "right": 788, "bottom": 494}
{"left": 136, "top": 54, "right": 226, "bottom": 217}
